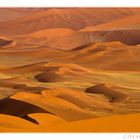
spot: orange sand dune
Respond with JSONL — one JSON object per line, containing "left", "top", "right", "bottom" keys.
{"left": 42, "top": 88, "right": 112, "bottom": 110}
{"left": 29, "top": 29, "right": 140, "bottom": 50}
{"left": 15, "top": 28, "right": 76, "bottom": 48}
{"left": 81, "top": 14, "right": 140, "bottom": 31}
{"left": 26, "top": 28, "right": 76, "bottom": 40}
{"left": 44, "top": 32, "right": 93, "bottom": 50}
{"left": 0, "top": 62, "right": 92, "bottom": 83}
{"left": 0, "top": 62, "right": 47, "bottom": 74}
{"left": 1, "top": 8, "right": 140, "bottom": 35}
{"left": 71, "top": 42, "right": 140, "bottom": 71}
{"left": 11, "top": 92, "right": 98, "bottom": 121}
{"left": 35, "top": 63, "right": 91, "bottom": 82}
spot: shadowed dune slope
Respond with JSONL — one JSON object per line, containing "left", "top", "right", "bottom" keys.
{"left": 82, "top": 29, "right": 140, "bottom": 45}
{"left": 85, "top": 84, "right": 130, "bottom": 103}
{"left": 0, "top": 97, "right": 49, "bottom": 119}
{"left": 0, "top": 37, "right": 13, "bottom": 47}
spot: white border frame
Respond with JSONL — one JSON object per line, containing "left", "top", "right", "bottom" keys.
{"left": 1, "top": 133, "right": 140, "bottom": 140}
{"left": 0, "top": 0, "right": 140, "bottom": 140}
{"left": 0, "top": 0, "right": 140, "bottom": 7}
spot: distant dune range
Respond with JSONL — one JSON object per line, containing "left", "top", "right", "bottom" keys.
{"left": 0, "top": 8, "right": 140, "bottom": 132}
{"left": 1, "top": 8, "right": 140, "bottom": 35}
{"left": 0, "top": 8, "right": 40, "bottom": 22}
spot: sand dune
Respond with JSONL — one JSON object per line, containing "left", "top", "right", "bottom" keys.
{"left": 0, "top": 62, "right": 47, "bottom": 74}
{"left": 27, "top": 29, "right": 140, "bottom": 51}
{"left": 26, "top": 28, "right": 76, "bottom": 40}
{"left": 79, "top": 14, "right": 140, "bottom": 46}
{"left": 35, "top": 63, "right": 90, "bottom": 82}
{"left": 82, "top": 14, "right": 140, "bottom": 31}
{"left": 0, "top": 62, "right": 91, "bottom": 83}
{"left": 15, "top": 28, "right": 76, "bottom": 48}
{"left": 85, "top": 84, "right": 130, "bottom": 103}
{"left": 71, "top": 42, "right": 140, "bottom": 71}
{"left": 11, "top": 92, "right": 98, "bottom": 121}
{"left": 1, "top": 8, "right": 140, "bottom": 35}
{"left": 42, "top": 88, "right": 113, "bottom": 110}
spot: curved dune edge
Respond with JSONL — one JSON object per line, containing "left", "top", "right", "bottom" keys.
{"left": 85, "top": 84, "right": 130, "bottom": 103}
{"left": 28, "top": 113, "right": 66, "bottom": 127}
{"left": 0, "top": 114, "right": 38, "bottom": 130}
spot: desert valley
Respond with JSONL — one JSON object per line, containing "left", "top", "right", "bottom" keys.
{"left": 0, "top": 8, "right": 140, "bottom": 132}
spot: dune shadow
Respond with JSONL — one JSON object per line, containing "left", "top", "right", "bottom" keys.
{"left": 0, "top": 97, "right": 53, "bottom": 124}
{"left": 85, "top": 84, "right": 130, "bottom": 103}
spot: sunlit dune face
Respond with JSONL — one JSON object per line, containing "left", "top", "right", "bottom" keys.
{"left": 0, "top": 8, "right": 140, "bottom": 132}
